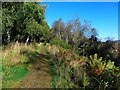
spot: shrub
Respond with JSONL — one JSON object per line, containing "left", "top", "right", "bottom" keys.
{"left": 86, "top": 54, "right": 120, "bottom": 89}
{"left": 50, "top": 38, "right": 72, "bottom": 49}
{"left": 49, "top": 50, "right": 120, "bottom": 89}
{"left": 49, "top": 47, "right": 88, "bottom": 88}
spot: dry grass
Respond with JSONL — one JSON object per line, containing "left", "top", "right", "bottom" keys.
{"left": 47, "top": 44, "right": 60, "bottom": 56}
{"left": 1, "top": 42, "right": 35, "bottom": 66}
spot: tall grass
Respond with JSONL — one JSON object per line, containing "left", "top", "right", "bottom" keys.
{"left": 2, "top": 42, "right": 35, "bottom": 66}
{"left": 1, "top": 42, "right": 37, "bottom": 88}
{"left": 2, "top": 42, "right": 52, "bottom": 88}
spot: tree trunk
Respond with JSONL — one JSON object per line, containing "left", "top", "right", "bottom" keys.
{"left": 7, "top": 29, "right": 10, "bottom": 43}
{"left": 59, "top": 25, "right": 61, "bottom": 40}
{"left": 66, "top": 35, "right": 68, "bottom": 44}
{"left": 25, "top": 36, "right": 29, "bottom": 45}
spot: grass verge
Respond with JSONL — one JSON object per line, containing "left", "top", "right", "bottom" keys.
{"left": 2, "top": 64, "right": 29, "bottom": 88}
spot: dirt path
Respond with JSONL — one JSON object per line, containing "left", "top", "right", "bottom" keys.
{"left": 19, "top": 54, "right": 51, "bottom": 88}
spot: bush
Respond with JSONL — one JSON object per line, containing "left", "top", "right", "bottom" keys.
{"left": 49, "top": 50, "right": 120, "bottom": 88}
{"left": 50, "top": 38, "right": 72, "bottom": 49}
{"left": 49, "top": 47, "right": 88, "bottom": 88}
{"left": 86, "top": 54, "right": 120, "bottom": 89}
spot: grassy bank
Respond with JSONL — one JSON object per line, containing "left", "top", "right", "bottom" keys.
{"left": 2, "top": 42, "right": 54, "bottom": 88}
{"left": 1, "top": 42, "right": 120, "bottom": 88}
{"left": 2, "top": 43, "right": 40, "bottom": 88}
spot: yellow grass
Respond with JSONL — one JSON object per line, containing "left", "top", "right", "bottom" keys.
{"left": 1, "top": 42, "right": 35, "bottom": 66}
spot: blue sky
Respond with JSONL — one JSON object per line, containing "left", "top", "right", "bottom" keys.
{"left": 43, "top": 0, "right": 119, "bottom": 2}
{"left": 43, "top": 2, "right": 118, "bottom": 41}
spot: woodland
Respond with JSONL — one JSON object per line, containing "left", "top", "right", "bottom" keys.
{"left": 1, "top": 2, "right": 120, "bottom": 89}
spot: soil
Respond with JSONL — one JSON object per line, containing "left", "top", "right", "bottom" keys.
{"left": 19, "top": 54, "right": 51, "bottom": 88}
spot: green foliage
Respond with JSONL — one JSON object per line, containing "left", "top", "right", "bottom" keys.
{"left": 89, "top": 54, "right": 106, "bottom": 72}
{"left": 3, "top": 65, "right": 29, "bottom": 81}
{"left": 52, "top": 18, "right": 85, "bottom": 48}
{"left": 105, "top": 60, "right": 115, "bottom": 70}
{"left": 2, "top": 2, "right": 50, "bottom": 44}
{"left": 50, "top": 38, "right": 72, "bottom": 49}
{"left": 49, "top": 59, "right": 76, "bottom": 88}
{"left": 1, "top": 43, "right": 41, "bottom": 88}
{"left": 49, "top": 47, "right": 89, "bottom": 88}
{"left": 2, "top": 2, "right": 120, "bottom": 89}
{"left": 2, "top": 65, "right": 29, "bottom": 88}
{"left": 86, "top": 54, "right": 120, "bottom": 88}
{"left": 49, "top": 46, "right": 120, "bottom": 89}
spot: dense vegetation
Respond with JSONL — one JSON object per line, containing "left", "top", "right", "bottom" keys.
{"left": 1, "top": 2, "right": 120, "bottom": 89}
{"left": 2, "top": 2, "right": 51, "bottom": 44}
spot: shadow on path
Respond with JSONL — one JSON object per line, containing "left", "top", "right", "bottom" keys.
{"left": 19, "top": 50, "right": 51, "bottom": 88}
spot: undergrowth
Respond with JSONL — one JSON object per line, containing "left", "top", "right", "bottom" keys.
{"left": 2, "top": 42, "right": 120, "bottom": 89}
{"left": 48, "top": 46, "right": 120, "bottom": 89}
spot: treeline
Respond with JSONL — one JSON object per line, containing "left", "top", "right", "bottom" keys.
{"left": 2, "top": 2, "right": 120, "bottom": 66}
{"left": 51, "top": 18, "right": 120, "bottom": 66}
